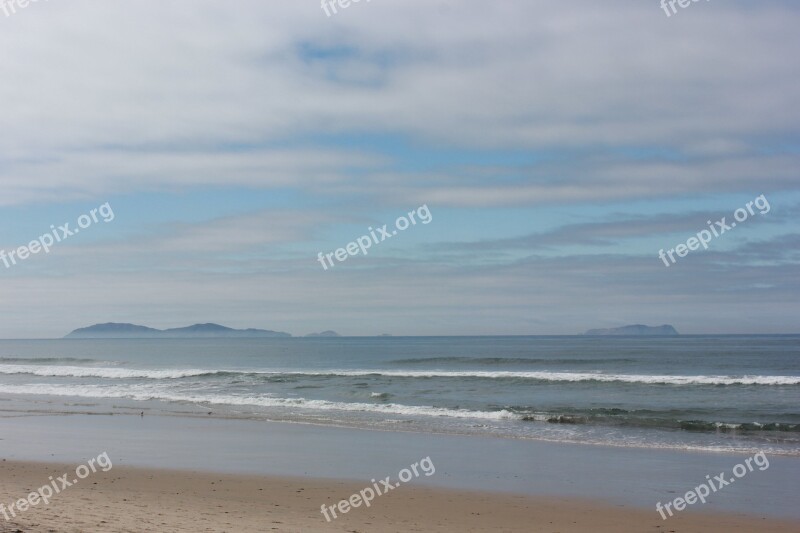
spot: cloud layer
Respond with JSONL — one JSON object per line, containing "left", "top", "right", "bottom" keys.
{"left": 0, "top": 0, "right": 798, "bottom": 336}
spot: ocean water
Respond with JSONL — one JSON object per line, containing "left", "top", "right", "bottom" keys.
{"left": 0, "top": 335, "right": 798, "bottom": 456}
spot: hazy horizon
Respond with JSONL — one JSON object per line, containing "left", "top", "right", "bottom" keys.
{"left": 3, "top": 324, "right": 799, "bottom": 340}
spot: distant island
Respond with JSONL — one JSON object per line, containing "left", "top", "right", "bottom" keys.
{"left": 584, "top": 324, "right": 679, "bottom": 336}
{"left": 305, "top": 330, "right": 341, "bottom": 337}
{"left": 65, "top": 323, "right": 292, "bottom": 339}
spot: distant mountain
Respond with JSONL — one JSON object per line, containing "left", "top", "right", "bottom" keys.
{"left": 65, "top": 323, "right": 161, "bottom": 338}
{"left": 305, "top": 330, "right": 341, "bottom": 337}
{"left": 584, "top": 324, "right": 679, "bottom": 336}
{"left": 159, "top": 323, "right": 291, "bottom": 338}
{"left": 65, "top": 322, "right": 291, "bottom": 339}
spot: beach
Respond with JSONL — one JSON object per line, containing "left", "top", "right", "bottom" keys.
{"left": 1, "top": 460, "right": 798, "bottom": 533}
{"left": 0, "top": 337, "right": 798, "bottom": 531}
{"left": 0, "top": 410, "right": 798, "bottom": 532}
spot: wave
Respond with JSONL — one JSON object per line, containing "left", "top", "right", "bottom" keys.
{"left": 513, "top": 408, "right": 800, "bottom": 433}
{"left": 0, "top": 364, "right": 212, "bottom": 379}
{"left": 390, "top": 356, "right": 637, "bottom": 366}
{"left": 0, "top": 383, "right": 796, "bottom": 435}
{"left": 0, "top": 383, "right": 516, "bottom": 421}
{"left": 275, "top": 370, "right": 800, "bottom": 386}
{"left": 677, "top": 420, "right": 800, "bottom": 432}
{"left": 1, "top": 364, "right": 798, "bottom": 386}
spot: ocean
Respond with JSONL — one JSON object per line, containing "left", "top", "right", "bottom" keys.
{"left": 0, "top": 335, "right": 798, "bottom": 456}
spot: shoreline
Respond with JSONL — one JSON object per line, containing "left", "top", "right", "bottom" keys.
{"left": 0, "top": 411, "right": 799, "bottom": 521}
{"left": 1, "top": 460, "right": 798, "bottom": 532}
{"left": 2, "top": 392, "right": 797, "bottom": 459}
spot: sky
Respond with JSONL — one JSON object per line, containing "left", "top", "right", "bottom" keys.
{"left": 0, "top": 0, "right": 798, "bottom": 338}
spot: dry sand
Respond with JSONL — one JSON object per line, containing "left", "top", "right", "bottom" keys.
{"left": 0, "top": 460, "right": 797, "bottom": 532}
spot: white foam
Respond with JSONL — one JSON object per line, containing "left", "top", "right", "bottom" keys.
{"left": 1, "top": 364, "right": 797, "bottom": 386}
{"left": 0, "top": 364, "right": 212, "bottom": 379}
{"left": 277, "top": 370, "right": 800, "bottom": 386}
{"left": 0, "top": 383, "right": 518, "bottom": 421}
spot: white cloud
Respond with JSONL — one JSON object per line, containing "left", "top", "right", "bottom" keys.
{"left": 0, "top": 1, "right": 798, "bottom": 206}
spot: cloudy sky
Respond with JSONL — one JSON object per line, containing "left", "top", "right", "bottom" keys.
{"left": 1, "top": 0, "right": 798, "bottom": 338}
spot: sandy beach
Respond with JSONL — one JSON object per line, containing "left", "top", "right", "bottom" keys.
{"left": 0, "top": 409, "right": 798, "bottom": 532}
{"left": 0, "top": 460, "right": 796, "bottom": 533}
